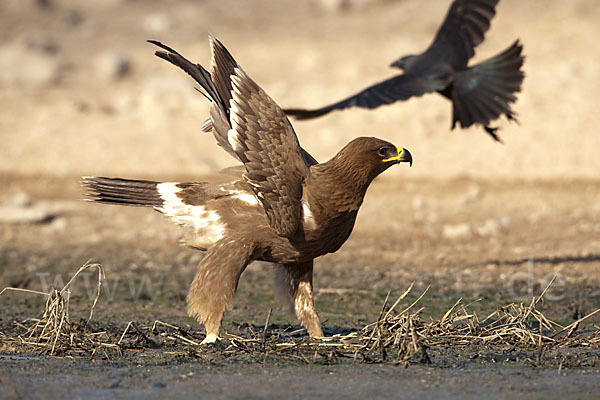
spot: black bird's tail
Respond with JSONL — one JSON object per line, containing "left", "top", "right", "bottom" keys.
{"left": 82, "top": 177, "right": 163, "bottom": 207}
{"left": 449, "top": 40, "right": 525, "bottom": 141}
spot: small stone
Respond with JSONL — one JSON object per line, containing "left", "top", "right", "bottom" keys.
{"left": 477, "top": 219, "right": 500, "bottom": 236}
{"left": 0, "top": 205, "right": 55, "bottom": 224}
{"left": 2, "top": 192, "right": 32, "bottom": 207}
{"left": 65, "top": 10, "right": 85, "bottom": 27}
{"left": 49, "top": 217, "right": 68, "bottom": 231}
{"left": 36, "top": 0, "right": 53, "bottom": 9}
{"left": 442, "top": 223, "right": 472, "bottom": 239}
{"left": 0, "top": 40, "right": 65, "bottom": 89}
{"left": 313, "top": 0, "right": 380, "bottom": 12}
{"left": 142, "top": 12, "right": 172, "bottom": 34}
{"left": 467, "top": 184, "right": 483, "bottom": 200}
{"left": 412, "top": 195, "right": 425, "bottom": 210}
{"left": 93, "top": 51, "right": 132, "bottom": 82}
{"left": 314, "top": 0, "right": 349, "bottom": 12}
{"left": 458, "top": 183, "right": 484, "bottom": 206}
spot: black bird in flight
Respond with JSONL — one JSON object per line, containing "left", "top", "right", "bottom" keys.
{"left": 284, "top": 0, "right": 525, "bottom": 141}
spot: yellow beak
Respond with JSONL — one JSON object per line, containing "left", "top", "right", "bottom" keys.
{"left": 383, "top": 146, "right": 413, "bottom": 166}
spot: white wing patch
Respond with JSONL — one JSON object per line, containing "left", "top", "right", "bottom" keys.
{"left": 156, "top": 183, "right": 225, "bottom": 245}
{"left": 228, "top": 69, "right": 247, "bottom": 154}
{"left": 228, "top": 189, "right": 260, "bottom": 206}
{"left": 227, "top": 128, "right": 243, "bottom": 152}
{"left": 301, "top": 200, "right": 317, "bottom": 230}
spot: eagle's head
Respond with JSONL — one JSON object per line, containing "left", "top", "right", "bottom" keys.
{"left": 328, "top": 137, "right": 412, "bottom": 186}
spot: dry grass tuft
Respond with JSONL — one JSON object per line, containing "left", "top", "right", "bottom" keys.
{"left": 0, "top": 261, "right": 119, "bottom": 357}
{"left": 208, "top": 279, "right": 600, "bottom": 365}
{"left": 1, "top": 271, "right": 599, "bottom": 365}
{"left": 341, "top": 281, "right": 600, "bottom": 364}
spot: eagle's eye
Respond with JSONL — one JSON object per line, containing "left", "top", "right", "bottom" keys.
{"left": 377, "top": 147, "right": 389, "bottom": 157}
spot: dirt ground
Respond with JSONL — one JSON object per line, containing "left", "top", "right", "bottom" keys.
{"left": 2, "top": 176, "right": 599, "bottom": 398}
{"left": 1, "top": 0, "right": 600, "bottom": 398}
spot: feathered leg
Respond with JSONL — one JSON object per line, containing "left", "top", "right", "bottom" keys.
{"left": 274, "top": 260, "right": 323, "bottom": 338}
{"left": 187, "top": 239, "right": 254, "bottom": 344}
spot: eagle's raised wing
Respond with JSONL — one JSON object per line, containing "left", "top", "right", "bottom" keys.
{"left": 148, "top": 39, "right": 242, "bottom": 161}
{"left": 150, "top": 36, "right": 310, "bottom": 237}
{"left": 226, "top": 66, "right": 310, "bottom": 237}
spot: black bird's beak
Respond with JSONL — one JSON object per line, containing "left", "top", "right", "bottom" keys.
{"left": 390, "top": 60, "right": 402, "bottom": 69}
{"left": 383, "top": 146, "right": 413, "bottom": 167}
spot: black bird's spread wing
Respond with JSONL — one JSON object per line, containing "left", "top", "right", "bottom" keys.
{"left": 426, "top": 0, "right": 499, "bottom": 68}
{"left": 285, "top": 1, "right": 501, "bottom": 120}
{"left": 151, "top": 37, "right": 310, "bottom": 237}
{"left": 285, "top": 74, "right": 448, "bottom": 120}
{"left": 286, "top": 0, "right": 523, "bottom": 139}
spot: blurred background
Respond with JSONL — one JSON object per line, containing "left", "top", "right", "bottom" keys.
{"left": 1, "top": 0, "right": 599, "bottom": 181}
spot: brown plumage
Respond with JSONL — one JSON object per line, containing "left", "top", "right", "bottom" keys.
{"left": 284, "top": 0, "right": 525, "bottom": 141}
{"left": 82, "top": 36, "right": 412, "bottom": 344}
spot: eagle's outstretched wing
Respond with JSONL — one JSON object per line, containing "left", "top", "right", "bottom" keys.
{"left": 150, "top": 37, "right": 310, "bottom": 237}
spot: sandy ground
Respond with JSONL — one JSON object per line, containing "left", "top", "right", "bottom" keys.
{"left": 1, "top": 0, "right": 600, "bottom": 398}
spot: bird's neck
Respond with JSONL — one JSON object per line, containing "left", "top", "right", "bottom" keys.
{"left": 307, "top": 158, "right": 374, "bottom": 214}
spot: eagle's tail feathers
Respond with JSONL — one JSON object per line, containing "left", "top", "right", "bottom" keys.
{"left": 81, "top": 176, "right": 163, "bottom": 207}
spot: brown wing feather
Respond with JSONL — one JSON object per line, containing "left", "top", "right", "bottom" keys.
{"left": 209, "top": 35, "right": 238, "bottom": 121}
{"left": 151, "top": 36, "right": 312, "bottom": 236}
{"left": 227, "top": 67, "right": 309, "bottom": 237}
{"left": 149, "top": 39, "right": 241, "bottom": 161}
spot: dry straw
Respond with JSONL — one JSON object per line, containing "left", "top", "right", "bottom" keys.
{"left": 0, "top": 261, "right": 118, "bottom": 357}
{"left": 201, "top": 277, "right": 600, "bottom": 364}
{"left": 2, "top": 268, "right": 599, "bottom": 364}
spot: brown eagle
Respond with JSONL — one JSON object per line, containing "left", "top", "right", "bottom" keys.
{"left": 284, "top": 0, "right": 525, "bottom": 141}
{"left": 82, "top": 36, "right": 412, "bottom": 344}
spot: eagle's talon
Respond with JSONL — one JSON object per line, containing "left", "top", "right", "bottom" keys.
{"left": 200, "top": 333, "right": 220, "bottom": 345}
